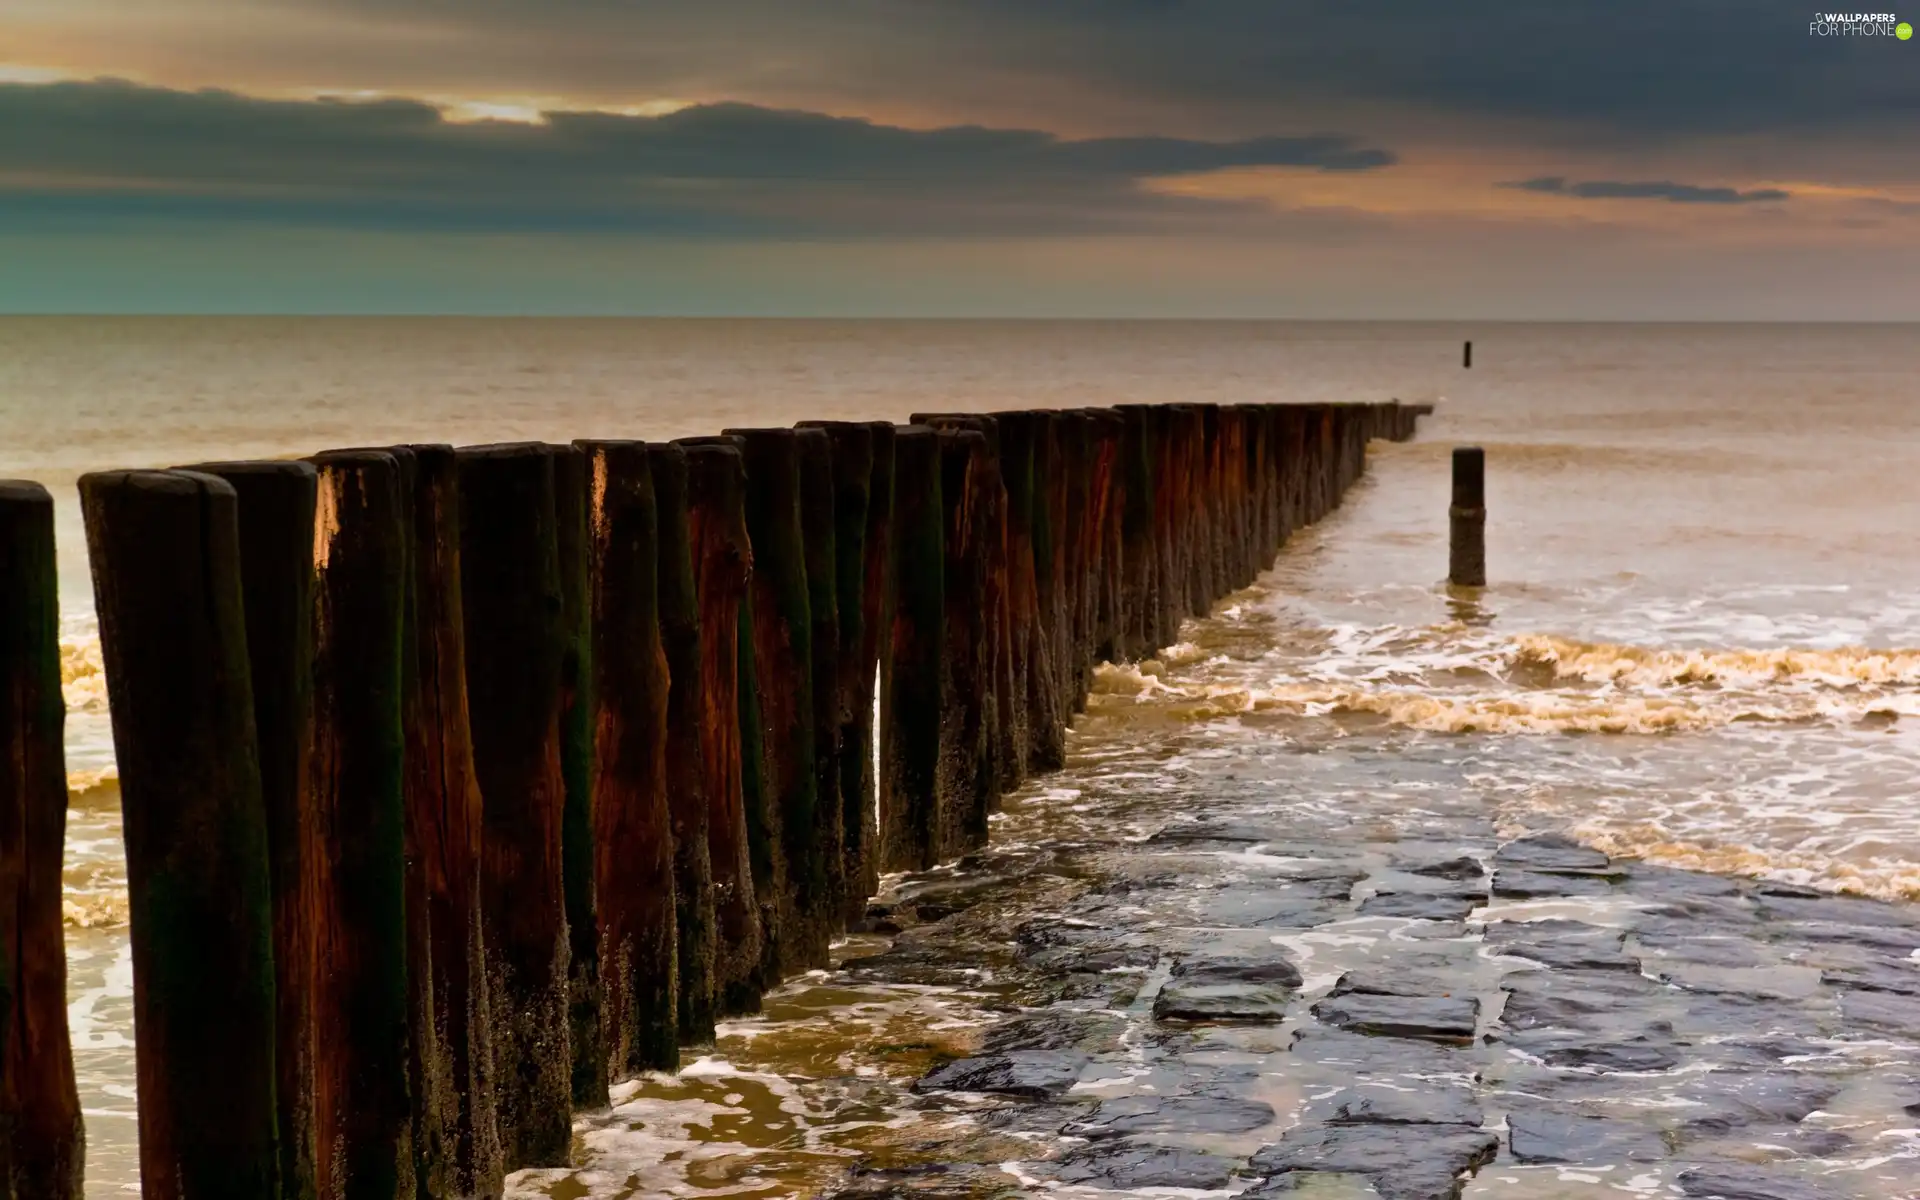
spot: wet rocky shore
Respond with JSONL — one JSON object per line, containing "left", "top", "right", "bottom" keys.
{"left": 803, "top": 745, "right": 1920, "bottom": 1200}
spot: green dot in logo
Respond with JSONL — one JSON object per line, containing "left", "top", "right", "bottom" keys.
{"left": 1899, "top": 20, "right": 1914, "bottom": 38}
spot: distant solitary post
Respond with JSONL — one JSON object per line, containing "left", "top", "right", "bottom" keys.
{"left": 1449, "top": 447, "right": 1486, "bottom": 587}
{"left": 1463, "top": 340, "right": 1472, "bottom": 369}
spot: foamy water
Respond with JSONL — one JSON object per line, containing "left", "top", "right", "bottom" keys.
{"left": 9, "top": 318, "right": 1918, "bottom": 1195}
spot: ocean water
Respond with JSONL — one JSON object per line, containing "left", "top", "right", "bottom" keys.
{"left": 6, "top": 317, "right": 1918, "bottom": 1195}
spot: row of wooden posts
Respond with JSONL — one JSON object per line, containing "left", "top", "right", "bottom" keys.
{"left": 1, "top": 400, "right": 1425, "bottom": 1200}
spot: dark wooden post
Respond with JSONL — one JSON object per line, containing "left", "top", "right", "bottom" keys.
{"left": 1463, "top": 340, "right": 1472, "bottom": 369}
{"left": 794, "top": 427, "right": 847, "bottom": 942}
{"left": 1450, "top": 447, "right": 1487, "bottom": 588}
{"left": 879, "top": 428, "right": 945, "bottom": 872}
{"left": 456, "top": 443, "right": 572, "bottom": 1170}
{"left": 1034, "top": 412, "right": 1076, "bottom": 745}
{"left": 82, "top": 469, "right": 280, "bottom": 1199}
{"left": 852, "top": 423, "right": 894, "bottom": 909}
{"left": 306, "top": 449, "right": 414, "bottom": 1200}
{"left": 647, "top": 443, "right": 716, "bottom": 1044}
{"left": 393, "top": 445, "right": 501, "bottom": 1200}
{"left": 724, "top": 428, "right": 820, "bottom": 975}
{"left": 677, "top": 439, "right": 764, "bottom": 1015}
{"left": 1114, "top": 406, "right": 1156, "bottom": 660}
{"left": 0, "top": 482, "right": 83, "bottom": 1200}
{"left": 578, "top": 440, "right": 679, "bottom": 1077}
{"left": 935, "top": 429, "right": 992, "bottom": 856}
{"left": 1086, "top": 410, "right": 1125, "bottom": 668}
{"left": 991, "top": 412, "right": 1049, "bottom": 778}
{"left": 182, "top": 460, "right": 320, "bottom": 1200}
{"left": 550, "top": 445, "right": 606, "bottom": 1109}
{"left": 794, "top": 420, "right": 878, "bottom": 923}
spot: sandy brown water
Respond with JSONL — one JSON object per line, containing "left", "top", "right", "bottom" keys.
{"left": 5, "top": 318, "right": 1917, "bottom": 1194}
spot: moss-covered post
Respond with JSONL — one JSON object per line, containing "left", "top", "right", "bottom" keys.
{"left": 83, "top": 469, "right": 280, "bottom": 1200}
{"left": 794, "top": 427, "right": 847, "bottom": 941}
{"left": 879, "top": 428, "right": 945, "bottom": 872}
{"left": 391, "top": 445, "right": 501, "bottom": 1200}
{"left": 305, "top": 449, "right": 414, "bottom": 1200}
{"left": 677, "top": 439, "right": 765, "bottom": 1015}
{"left": 550, "top": 445, "right": 605, "bottom": 1109}
{"left": 724, "top": 428, "right": 821, "bottom": 975}
{"left": 183, "top": 460, "right": 319, "bottom": 1200}
{"left": 577, "top": 440, "right": 679, "bottom": 1077}
{"left": 648, "top": 443, "right": 716, "bottom": 1044}
{"left": 456, "top": 443, "right": 572, "bottom": 1171}
{"left": 0, "top": 482, "right": 83, "bottom": 1200}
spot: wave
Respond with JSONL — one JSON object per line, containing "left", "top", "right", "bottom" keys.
{"left": 62, "top": 633, "right": 109, "bottom": 712}
{"left": 1514, "top": 635, "right": 1920, "bottom": 690}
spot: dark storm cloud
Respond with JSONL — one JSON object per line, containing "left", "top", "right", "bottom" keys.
{"left": 0, "top": 79, "right": 1392, "bottom": 235}
{"left": 1502, "top": 176, "right": 1792, "bottom": 204}
{"left": 217, "top": 0, "right": 1920, "bottom": 141}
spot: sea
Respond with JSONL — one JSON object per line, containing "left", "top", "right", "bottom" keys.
{"left": 7, "top": 318, "right": 1918, "bottom": 1196}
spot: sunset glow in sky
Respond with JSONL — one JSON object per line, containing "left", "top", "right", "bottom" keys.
{"left": 3, "top": 2, "right": 1917, "bottom": 316}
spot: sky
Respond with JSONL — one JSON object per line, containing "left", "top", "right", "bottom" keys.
{"left": 2, "top": 2, "right": 1918, "bottom": 317}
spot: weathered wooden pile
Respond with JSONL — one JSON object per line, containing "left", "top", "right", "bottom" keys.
{"left": 0, "top": 400, "right": 1422, "bottom": 1200}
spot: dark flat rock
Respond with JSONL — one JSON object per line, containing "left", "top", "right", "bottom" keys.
{"left": 1500, "top": 1029, "right": 1684, "bottom": 1072}
{"left": 1485, "top": 920, "right": 1640, "bottom": 972}
{"left": 1327, "top": 1087, "right": 1483, "bottom": 1128}
{"left": 1494, "top": 834, "right": 1617, "bottom": 876}
{"left": 1639, "top": 933, "right": 1776, "bottom": 970}
{"left": 1250, "top": 1122, "right": 1498, "bottom": 1200}
{"left": 1677, "top": 1072, "right": 1843, "bottom": 1137}
{"left": 1756, "top": 894, "right": 1920, "bottom": 930}
{"left": 1013, "top": 922, "right": 1158, "bottom": 972}
{"left": 1622, "top": 863, "right": 1748, "bottom": 901}
{"left": 1398, "top": 855, "right": 1487, "bottom": 882}
{"left": 1061, "top": 1094, "right": 1275, "bottom": 1139}
{"left": 1313, "top": 994, "right": 1477, "bottom": 1043}
{"left": 1154, "top": 981, "right": 1293, "bottom": 1023}
{"left": 1188, "top": 890, "right": 1349, "bottom": 929}
{"left": 1331, "top": 966, "right": 1469, "bottom": 1000}
{"left": 1837, "top": 988, "right": 1920, "bottom": 1035}
{"left": 981, "top": 1008, "right": 1127, "bottom": 1055}
{"left": 1500, "top": 968, "right": 1668, "bottom": 1030}
{"left": 1493, "top": 869, "right": 1615, "bottom": 899}
{"left": 1360, "top": 892, "right": 1480, "bottom": 921}
{"left": 1820, "top": 958, "right": 1920, "bottom": 996}
{"left": 1780, "top": 921, "right": 1920, "bottom": 957}
{"left": 1290, "top": 1027, "right": 1471, "bottom": 1076}
{"left": 916, "top": 1050, "right": 1088, "bottom": 1099}
{"left": 1507, "top": 1111, "right": 1668, "bottom": 1164}
{"left": 1171, "top": 952, "right": 1303, "bottom": 989}
{"left": 1053, "top": 1143, "right": 1237, "bottom": 1190}
{"left": 1676, "top": 1163, "right": 1846, "bottom": 1199}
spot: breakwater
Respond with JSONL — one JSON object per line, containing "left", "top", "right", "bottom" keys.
{"left": 3, "top": 400, "right": 1421, "bottom": 1198}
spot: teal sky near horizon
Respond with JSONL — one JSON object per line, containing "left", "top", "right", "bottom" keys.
{"left": 3, "top": 2, "right": 1919, "bottom": 318}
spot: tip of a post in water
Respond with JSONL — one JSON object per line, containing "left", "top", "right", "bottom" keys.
{"left": 0, "top": 479, "right": 54, "bottom": 505}
{"left": 455, "top": 441, "right": 552, "bottom": 459}
{"left": 81, "top": 468, "right": 238, "bottom": 500}
{"left": 178, "top": 459, "right": 317, "bottom": 481}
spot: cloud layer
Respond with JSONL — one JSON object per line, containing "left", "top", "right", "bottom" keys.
{"left": 0, "top": 79, "right": 1394, "bottom": 236}
{"left": 1502, "top": 176, "right": 1791, "bottom": 205}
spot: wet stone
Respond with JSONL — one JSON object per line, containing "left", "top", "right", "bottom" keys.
{"left": 1171, "top": 952, "right": 1304, "bottom": 989}
{"left": 1779, "top": 921, "right": 1920, "bottom": 957}
{"left": 1498, "top": 1029, "right": 1684, "bottom": 1072}
{"left": 1507, "top": 1110, "right": 1668, "bottom": 1164}
{"left": 1676, "top": 1163, "right": 1847, "bottom": 1200}
{"left": 1484, "top": 919, "right": 1640, "bottom": 972}
{"left": 1359, "top": 892, "right": 1480, "bottom": 921}
{"left": 1060, "top": 1094, "right": 1276, "bottom": 1140}
{"left": 1675, "top": 1071, "right": 1843, "bottom": 1138}
{"left": 1396, "top": 854, "right": 1486, "bottom": 882}
{"left": 1248, "top": 1122, "right": 1499, "bottom": 1200}
{"left": 1622, "top": 863, "right": 1748, "bottom": 901}
{"left": 1186, "top": 889, "right": 1349, "bottom": 928}
{"left": 1638, "top": 932, "right": 1778, "bottom": 970}
{"left": 916, "top": 1050, "right": 1089, "bottom": 1099}
{"left": 1291, "top": 1028, "right": 1473, "bottom": 1077}
{"left": 1322, "top": 1087, "right": 1483, "bottom": 1128}
{"left": 1013, "top": 921, "right": 1158, "bottom": 972}
{"left": 1819, "top": 958, "right": 1920, "bottom": 995}
{"left": 1155, "top": 981, "right": 1294, "bottom": 1023}
{"left": 1837, "top": 988, "right": 1920, "bottom": 1036}
{"left": 1492, "top": 868, "right": 1615, "bottom": 899}
{"left": 1330, "top": 966, "right": 1470, "bottom": 1000}
{"left": 1756, "top": 893, "right": 1920, "bottom": 930}
{"left": 1494, "top": 834, "right": 1618, "bottom": 876}
{"left": 981, "top": 1008, "right": 1127, "bottom": 1055}
{"left": 1312, "top": 994, "right": 1478, "bottom": 1044}
{"left": 1051, "top": 1143, "right": 1238, "bottom": 1190}
{"left": 1499, "top": 968, "right": 1669, "bottom": 1030}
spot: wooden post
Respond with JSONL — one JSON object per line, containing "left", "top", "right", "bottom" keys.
{"left": 853, "top": 423, "right": 894, "bottom": 908}
{"left": 305, "top": 449, "right": 414, "bottom": 1200}
{"left": 677, "top": 438, "right": 765, "bottom": 1015}
{"left": 1463, "top": 340, "right": 1472, "bottom": 369}
{"left": 1086, "top": 410, "right": 1125, "bottom": 668}
{"left": 935, "top": 428, "right": 992, "bottom": 856}
{"left": 1449, "top": 446, "right": 1487, "bottom": 588}
{"left": 393, "top": 445, "right": 501, "bottom": 1200}
{"left": 0, "top": 482, "right": 83, "bottom": 1200}
{"left": 725, "top": 428, "right": 822, "bottom": 975}
{"left": 81, "top": 469, "right": 280, "bottom": 1199}
{"left": 551, "top": 445, "right": 606, "bottom": 1109}
{"left": 455, "top": 443, "right": 572, "bottom": 1170}
{"left": 992, "top": 411, "right": 1057, "bottom": 774}
{"left": 182, "top": 460, "right": 320, "bottom": 1200}
{"left": 577, "top": 440, "right": 679, "bottom": 1077}
{"left": 794, "top": 427, "right": 847, "bottom": 941}
{"left": 879, "top": 428, "right": 945, "bottom": 872}
{"left": 1114, "top": 406, "right": 1156, "bottom": 660}
{"left": 647, "top": 443, "right": 716, "bottom": 1044}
